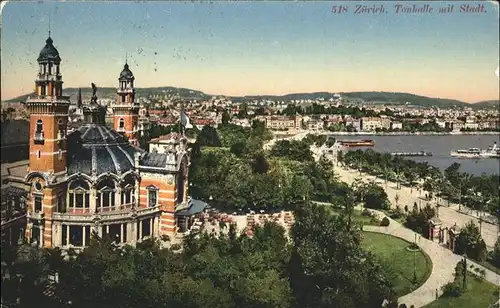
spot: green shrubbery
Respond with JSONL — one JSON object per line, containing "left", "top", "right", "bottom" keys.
{"left": 455, "top": 222, "right": 488, "bottom": 262}
{"left": 380, "top": 217, "right": 390, "bottom": 227}
{"left": 441, "top": 282, "right": 463, "bottom": 297}
{"left": 404, "top": 204, "right": 435, "bottom": 237}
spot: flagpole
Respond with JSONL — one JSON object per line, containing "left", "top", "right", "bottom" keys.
{"left": 179, "top": 100, "right": 185, "bottom": 136}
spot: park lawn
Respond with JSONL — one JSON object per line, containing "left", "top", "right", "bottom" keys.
{"left": 423, "top": 275, "right": 499, "bottom": 308}
{"left": 362, "top": 232, "right": 433, "bottom": 297}
{"left": 329, "top": 208, "right": 380, "bottom": 226}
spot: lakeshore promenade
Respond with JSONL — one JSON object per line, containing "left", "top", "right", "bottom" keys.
{"left": 274, "top": 129, "right": 500, "bottom": 137}
{"left": 332, "top": 164, "right": 500, "bottom": 249}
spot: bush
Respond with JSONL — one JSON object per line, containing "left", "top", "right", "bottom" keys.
{"left": 362, "top": 209, "right": 372, "bottom": 217}
{"left": 161, "top": 235, "right": 170, "bottom": 242}
{"left": 441, "top": 282, "right": 462, "bottom": 298}
{"left": 380, "top": 217, "right": 390, "bottom": 227}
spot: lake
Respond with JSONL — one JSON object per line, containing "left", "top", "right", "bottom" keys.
{"left": 330, "top": 134, "right": 500, "bottom": 176}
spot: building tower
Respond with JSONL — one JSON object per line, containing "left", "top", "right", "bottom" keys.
{"left": 113, "top": 61, "right": 139, "bottom": 146}
{"left": 25, "top": 35, "right": 70, "bottom": 247}
{"left": 77, "top": 87, "right": 82, "bottom": 109}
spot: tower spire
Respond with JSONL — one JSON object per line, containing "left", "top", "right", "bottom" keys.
{"left": 77, "top": 88, "right": 82, "bottom": 108}
{"left": 48, "top": 13, "right": 51, "bottom": 37}
{"left": 125, "top": 50, "right": 128, "bottom": 65}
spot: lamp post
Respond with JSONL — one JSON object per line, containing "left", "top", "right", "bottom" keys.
{"left": 458, "top": 180, "right": 462, "bottom": 212}
{"left": 462, "top": 254, "right": 467, "bottom": 290}
{"left": 477, "top": 192, "right": 483, "bottom": 235}
{"left": 384, "top": 164, "right": 388, "bottom": 191}
{"left": 413, "top": 232, "right": 418, "bottom": 283}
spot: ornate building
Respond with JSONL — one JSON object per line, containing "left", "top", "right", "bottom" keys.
{"left": 23, "top": 36, "right": 193, "bottom": 249}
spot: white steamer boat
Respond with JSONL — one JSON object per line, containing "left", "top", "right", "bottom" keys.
{"left": 450, "top": 142, "right": 500, "bottom": 159}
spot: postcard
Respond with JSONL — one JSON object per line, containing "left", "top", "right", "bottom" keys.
{"left": 1, "top": 2, "right": 499, "bottom": 308}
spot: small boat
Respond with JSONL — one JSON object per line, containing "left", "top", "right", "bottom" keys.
{"left": 339, "top": 139, "right": 375, "bottom": 147}
{"left": 391, "top": 151, "right": 433, "bottom": 157}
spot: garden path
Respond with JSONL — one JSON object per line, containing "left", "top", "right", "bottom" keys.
{"left": 333, "top": 165, "right": 499, "bottom": 250}
{"left": 363, "top": 211, "right": 500, "bottom": 308}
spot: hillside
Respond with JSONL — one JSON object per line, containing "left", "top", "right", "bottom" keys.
{"left": 472, "top": 100, "right": 499, "bottom": 110}
{"left": 3, "top": 88, "right": 488, "bottom": 109}
{"left": 340, "top": 92, "right": 469, "bottom": 108}
{"left": 4, "top": 86, "right": 212, "bottom": 103}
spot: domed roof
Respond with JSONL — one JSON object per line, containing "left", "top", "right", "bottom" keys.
{"left": 119, "top": 63, "right": 134, "bottom": 80}
{"left": 37, "top": 36, "right": 61, "bottom": 62}
{"left": 66, "top": 124, "right": 143, "bottom": 177}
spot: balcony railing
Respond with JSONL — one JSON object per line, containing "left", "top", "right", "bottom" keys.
{"left": 34, "top": 132, "right": 44, "bottom": 141}
{"left": 28, "top": 211, "right": 44, "bottom": 220}
{"left": 51, "top": 204, "right": 159, "bottom": 222}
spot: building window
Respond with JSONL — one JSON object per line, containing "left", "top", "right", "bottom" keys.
{"left": 35, "top": 120, "right": 43, "bottom": 133}
{"left": 147, "top": 186, "right": 158, "bottom": 208}
{"left": 65, "top": 225, "right": 90, "bottom": 247}
{"left": 121, "top": 188, "right": 132, "bottom": 205}
{"left": 121, "top": 95, "right": 126, "bottom": 103}
{"left": 97, "top": 178, "right": 117, "bottom": 211}
{"left": 142, "top": 219, "right": 151, "bottom": 238}
{"left": 68, "top": 180, "right": 90, "bottom": 212}
{"left": 58, "top": 193, "right": 66, "bottom": 213}
{"left": 31, "top": 221, "right": 41, "bottom": 246}
{"left": 58, "top": 119, "right": 65, "bottom": 137}
{"left": 69, "top": 225, "right": 83, "bottom": 247}
{"left": 62, "top": 224, "right": 67, "bottom": 246}
{"left": 34, "top": 195, "right": 42, "bottom": 212}
{"left": 119, "top": 118, "right": 124, "bottom": 129}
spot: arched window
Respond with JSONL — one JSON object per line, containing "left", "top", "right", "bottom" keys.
{"left": 121, "top": 176, "right": 135, "bottom": 206}
{"left": 119, "top": 118, "right": 125, "bottom": 129}
{"left": 147, "top": 186, "right": 158, "bottom": 208}
{"left": 97, "top": 178, "right": 116, "bottom": 211}
{"left": 68, "top": 180, "right": 90, "bottom": 212}
{"left": 58, "top": 119, "right": 65, "bottom": 136}
{"left": 34, "top": 120, "right": 44, "bottom": 144}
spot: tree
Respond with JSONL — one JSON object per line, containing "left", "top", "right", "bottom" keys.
{"left": 250, "top": 152, "right": 269, "bottom": 174}
{"left": 221, "top": 110, "right": 230, "bottom": 125}
{"left": 455, "top": 221, "right": 487, "bottom": 261}
{"left": 230, "top": 141, "right": 247, "bottom": 157}
{"left": 492, "top": 236, "right": 500, "bottom": 267}
{"left": 290, "top": 203, "right": 393, "bottom": 308}
{"left": 363, "top": 183, "right": 389, "bottom": 210}
{"left": 196, "top": 125, "right": 222, "bottom": 147}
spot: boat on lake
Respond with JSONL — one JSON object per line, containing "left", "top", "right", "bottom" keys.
{"left": 339, "top": 139, "right": 375, "bottom": 147}
{"left": 450, "top": 142, "right": 500, "bottom": 159}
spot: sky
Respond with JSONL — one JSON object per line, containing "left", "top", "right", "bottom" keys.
{"left": 1, "top": 1, "right": 499, "bottom": 102}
